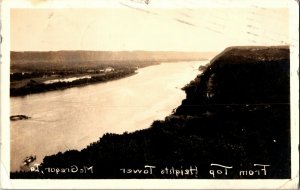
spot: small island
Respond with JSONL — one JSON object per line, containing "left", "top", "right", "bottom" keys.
{"left": 10, "top": 115, "right": 31, "bottom": 121}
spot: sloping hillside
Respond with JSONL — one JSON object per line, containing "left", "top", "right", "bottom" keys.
{"left": 11, "top": 46, "right": 290, "bottom": 179}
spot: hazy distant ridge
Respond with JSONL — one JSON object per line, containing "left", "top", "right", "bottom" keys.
{"left": 11, "top": 51, "right": 215, "bottom": 64}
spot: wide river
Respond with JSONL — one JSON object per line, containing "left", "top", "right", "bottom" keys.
{"left": 10, "top": 61, "right": 207, "bottom": 171}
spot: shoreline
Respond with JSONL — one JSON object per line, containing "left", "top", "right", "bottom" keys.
{"left": 10, "top": 61, "right": 203, "bottom": 172}
{"left": 10, "top": 60, "right": 208, "bottom": 97}
{"left": 10, "top": 70, "right": 138, "bottom": 97}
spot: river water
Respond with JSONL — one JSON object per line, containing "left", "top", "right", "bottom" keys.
{"left": 10, "top": 61, "right": 207, "bottom": 171}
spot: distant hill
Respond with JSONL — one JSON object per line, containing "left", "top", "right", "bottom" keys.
{"left": 11, "top": 46, "right": 290, "bottom": 179}
{"left": 10, "top": 51, "right": 216, "bottom": 71}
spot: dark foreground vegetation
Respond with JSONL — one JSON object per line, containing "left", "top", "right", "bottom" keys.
{"left": 11, "top": 46, "right": 290, "bottom": 179}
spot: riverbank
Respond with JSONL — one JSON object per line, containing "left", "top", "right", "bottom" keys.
{"left": 11, "top": 46, "right": 290, "bottom": 179}
{"left": 10, "top": 61, "right": 203, "bottom": 172}
{"left": 10, "top": 68, "right": 137, "bottom": 96}
{"left": 10, "top": 50, "right": 216, "bottom": 97}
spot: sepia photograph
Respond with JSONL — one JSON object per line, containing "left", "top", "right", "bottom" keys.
{"left": 0, "top": 0, "right": 299, "bottom": 189}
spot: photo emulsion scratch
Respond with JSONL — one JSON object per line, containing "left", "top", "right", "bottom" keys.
{"left": 0, "top": 0, "right": 299, "bottom": 189}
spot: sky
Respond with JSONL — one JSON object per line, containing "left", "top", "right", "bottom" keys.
{"left": 10, "top": 2, "right": 290, "bottom": 52}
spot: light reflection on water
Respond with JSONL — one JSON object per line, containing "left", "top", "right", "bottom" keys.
{"left": 10, "top": 61, "right": 207, "bottom": 172}
{"left": 43, "top": 75, "right": 92, "bottom": 84}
